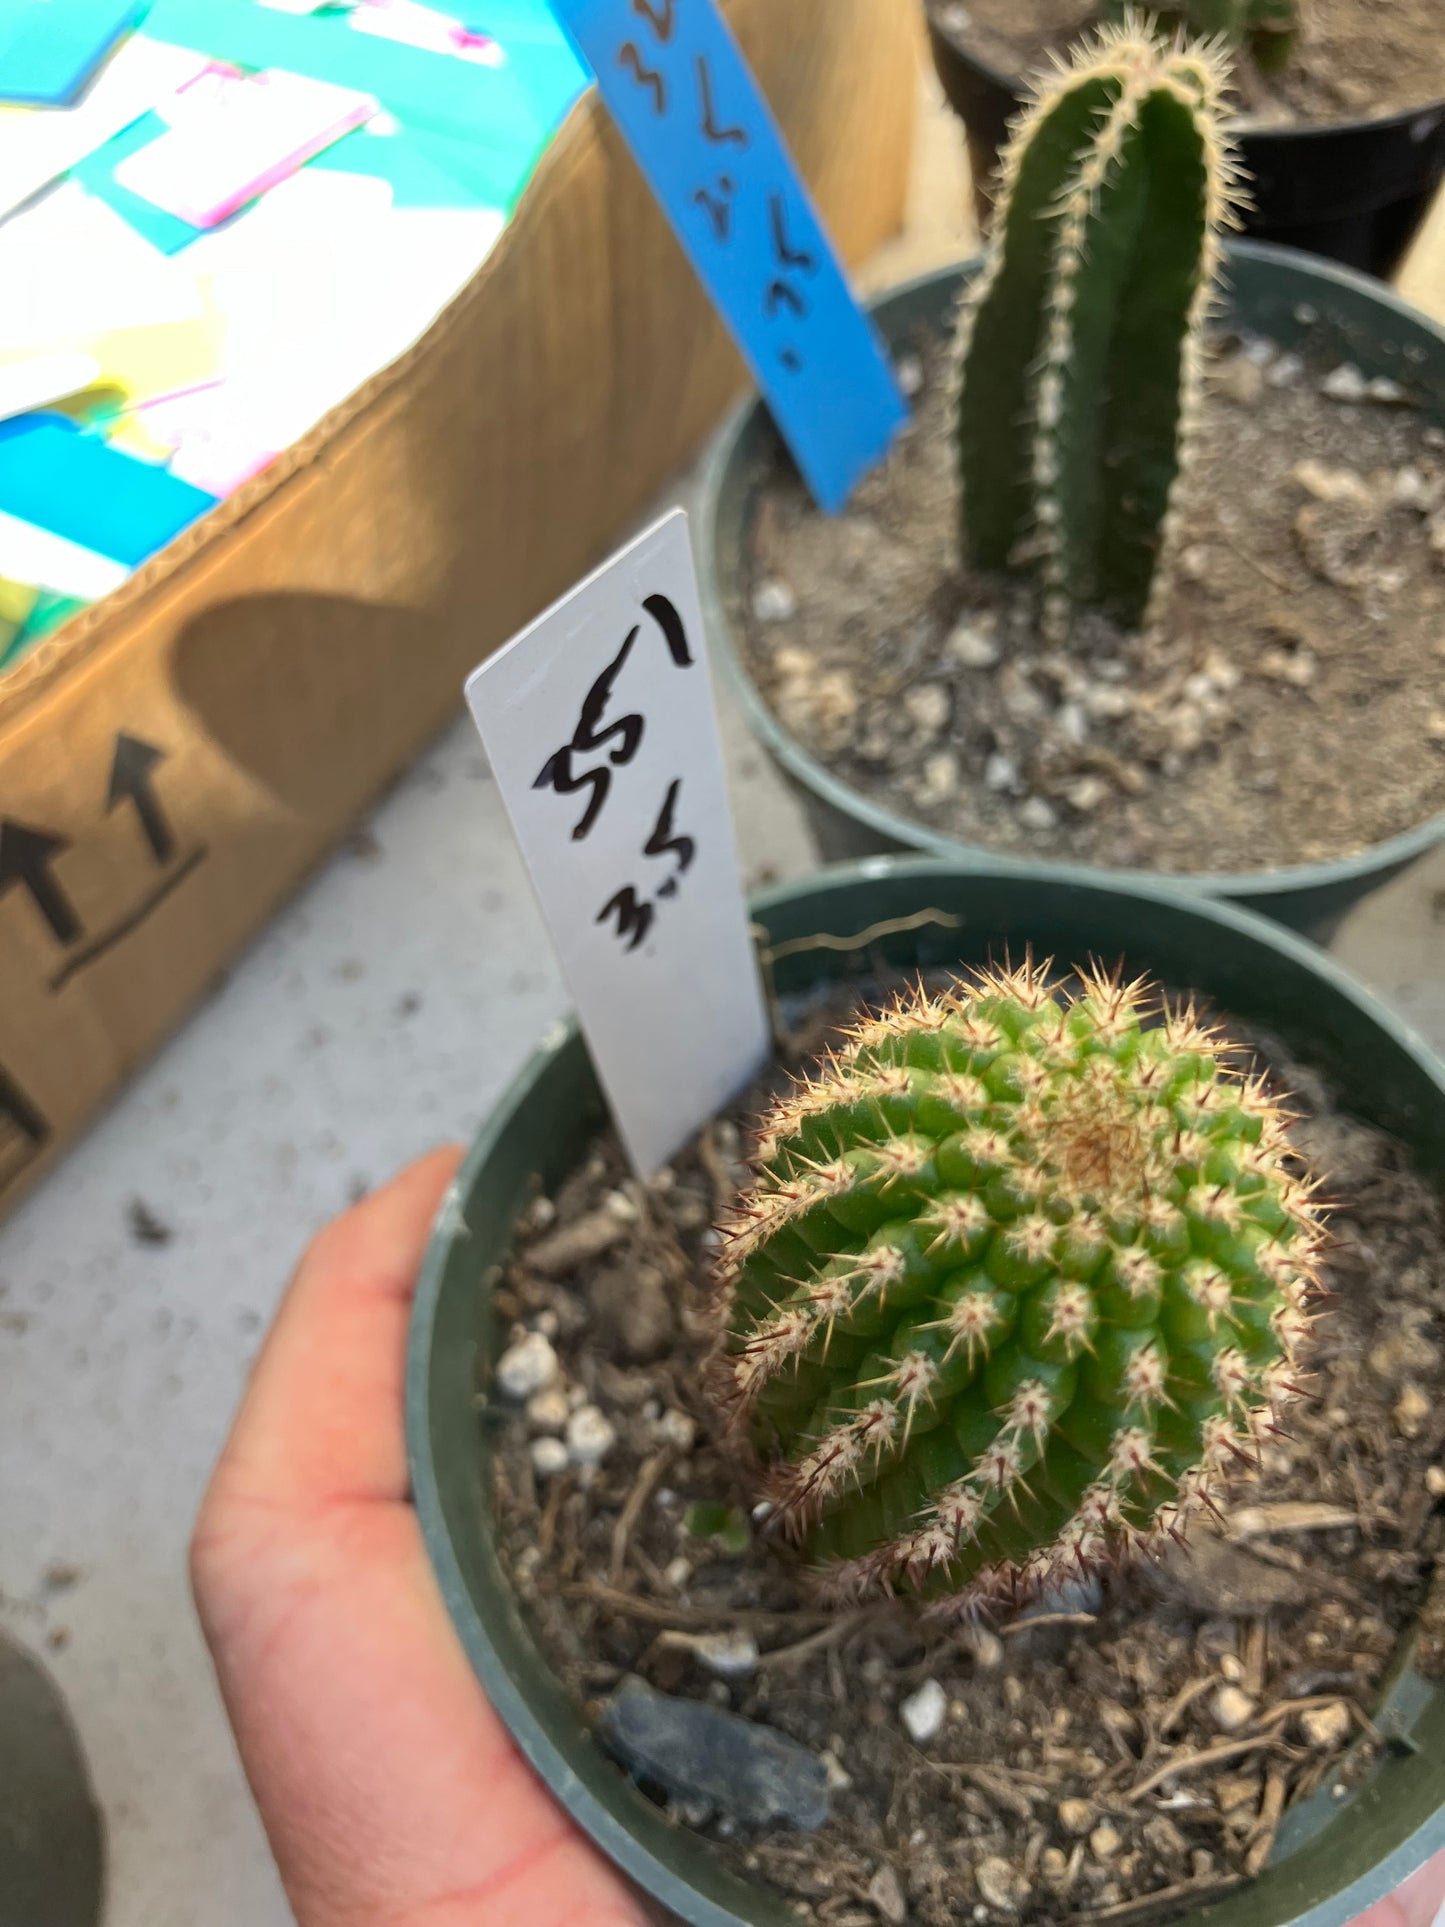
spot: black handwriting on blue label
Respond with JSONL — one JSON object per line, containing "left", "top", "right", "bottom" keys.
{"left": 617, "top": 40, "right": 666, "bottom": 111}
{"left": 632, "top": 0, "right": 677, "bottom": 40}
{"left": 547, "top": 0, "right": 908, "bottom": 514}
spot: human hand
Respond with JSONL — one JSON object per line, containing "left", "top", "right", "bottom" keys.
{"left": 191, "top": 1148, "right": 650, "bottom": 1927}
{"left": 1354, "top": 1853, "right": 1445, "bottom": 1927}
{"left": 191, "top": 1149, "right": 1444, "bottom": 1927}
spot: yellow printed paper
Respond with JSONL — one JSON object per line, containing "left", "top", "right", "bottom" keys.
{"left": 0, "top": 296, "right": 225, "bottom": 415}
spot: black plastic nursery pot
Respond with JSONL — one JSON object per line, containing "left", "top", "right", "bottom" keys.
{"left": 0, "top": 1632, "right": 104, "bottom": 1927}
{"left": 408, "top": 857, "right": 1445, "bottom": 1927}
{"left": 697, "top": 243, "right": 1445, "bottom": 947}
{"left": 922, "top": 0, "right": 1445, "bottom": 281}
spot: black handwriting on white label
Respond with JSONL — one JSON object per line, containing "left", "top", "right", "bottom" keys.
{"left": 531, "top": 593, "right": 692, "bottom": 841}
{"left": 643, "top": 777, "right": 694, "bottom": 897}
{"left": 533, "top": 594, "right": 699, "bottom": 954}
{"left": 595, "top": 775, "right": 698, "bottom": 951}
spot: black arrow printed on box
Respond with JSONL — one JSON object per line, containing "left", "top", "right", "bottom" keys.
{"left": 0, "top": 820, "right": 80, "bottom": 946}
{"left": 106, "top": 734, "right": 173, "bottom": 866}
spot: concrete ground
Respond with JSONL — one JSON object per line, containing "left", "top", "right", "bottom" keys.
{"left": 2, "top": 64, "right": 1443, "bottom": 1927}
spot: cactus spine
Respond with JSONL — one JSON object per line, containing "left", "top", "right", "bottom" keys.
{"left": 955, "top": 22, "right": 1242, "bottom": 635}
{"left": 1100, "top": 1, "right": 1302, "bottom": 73}
{"left": 715, "top": 965, "right": 1326, "bottom": 1615}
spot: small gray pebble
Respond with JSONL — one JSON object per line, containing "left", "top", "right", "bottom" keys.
{"left": 495, "top": 1331, "right": 558, "bottom": 1401}
{"left": 949, "top": 620, "right": 1001, "bottom": 670}
{"left": 566, "top": 1404, "right": 617, "bottom": 1466}
{"left": 1321, "top": 363, "right": 1368, "bottom": 403}
{"left": 1018, "top": 796, "right": 1058, "bottom": 832}
{"left": 600, "top": 1677, "right": 831, "bottom": 1830}
{"left": 900, "top": 1677, "right": 947, "bottom": 1743}
{"left": 528, "top": 1435, "right": 569, "bottom": 1478}
{"left": 984, "top": 751, "right": 1020, "bottom": 794}
{"left": 903, "top": 684, "right": 951, "bottom": 736}
{"left": 753, "top": 580, "right": 797, "bottom": 623}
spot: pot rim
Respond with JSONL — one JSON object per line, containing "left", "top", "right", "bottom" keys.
{"left": 695, "top": 240, "right": 1445, "bottom": 908}
{"left": 408, "top": 854, "right": 1445, "bottom": 1927}
{"left": 920, "top": 0, "right": 1445, "bottom": 147}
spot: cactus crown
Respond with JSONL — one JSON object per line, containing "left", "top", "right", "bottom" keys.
{"left": 715, "top": 965, "right": 1326, "bottom": 1616}
{"left": 955, "top": 19, "right": 1243, "bottom": 635}
{"left": 1100, "top": 1, "right": 1302, "bottom": 75}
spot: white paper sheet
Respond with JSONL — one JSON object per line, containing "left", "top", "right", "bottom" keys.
{"left": 0, "top": 34, "right": 211, "bottom": 224}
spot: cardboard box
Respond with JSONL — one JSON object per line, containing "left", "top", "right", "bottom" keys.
{"left": 0, "top": 0, "right": 917, "bottom": 1215}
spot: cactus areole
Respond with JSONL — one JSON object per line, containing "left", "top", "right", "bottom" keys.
{"left": 1100, "top": 0, "right": 1302, "bottom": 75}
{"left": 714, "top": 965, "right": 1327, "bottom": 1616}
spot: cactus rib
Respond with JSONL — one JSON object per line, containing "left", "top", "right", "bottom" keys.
{"left": 955, "top": 20, "right": 1243, "bottom": 635}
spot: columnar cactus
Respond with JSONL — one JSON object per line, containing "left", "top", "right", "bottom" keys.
{"left": 1100, "top": 0, "right": 1302, "bottom": 74}
{"left": 955, "top": 22, "right": 1242, "bottom": 634}
{"left": 714, "top": 965, "right": 1327, "bottom": 1614}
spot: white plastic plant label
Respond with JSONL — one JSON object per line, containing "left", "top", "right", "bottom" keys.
{"left": 465, "top": 507, "right": 770, "bottom": 1175}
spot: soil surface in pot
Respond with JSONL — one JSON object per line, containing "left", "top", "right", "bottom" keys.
{"left": 736, "top": 331, "right": 1445, "bottom": 877}
{"left": 935, "top": 0, "right": 1445, "bottom": 128}
{"left": 489, "top": 977, "right": 1445, "bottom": 1927}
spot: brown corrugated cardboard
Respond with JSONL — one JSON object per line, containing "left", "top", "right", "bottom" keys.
{"left": 0, "top": 0, "right": 917, "bottom": 1214}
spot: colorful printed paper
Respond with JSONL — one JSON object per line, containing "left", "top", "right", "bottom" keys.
{"left": 0, "top": 34, "right": 211, "bottom": 223}
{"left": 114, "top": 68, "right": 375, "bottom": 228}
{"left": 0, "top": 414, "right": 217, "bottom": 565}
{"left": 308, "top": 119, "right": 488, "bottom": 207}
{"left": 0, "top": 0, "right": 586, "bottom": 676}
{"left": 0, "top": 508, "right": 130, "bottom": 602}
{"left": 349, "top": 0, "right": 471, "bottom": 57}
{"left": 0, "top": 181, "right": 208, "bottom": 348}
{"left": 73, "top": 110, "right": 207, "bottom": 250}
{"left": 0, "top": 0, "right": 145, "bottom": 107}
{"left": 0, "top": 353, "right": 103, "bottom": 424}
{"left": 141, "top": 0, "right": 581, "bottom": 151}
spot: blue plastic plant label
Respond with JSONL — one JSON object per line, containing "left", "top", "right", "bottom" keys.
{"left": 547, "top": 0, "right": 909, "bottom": 513}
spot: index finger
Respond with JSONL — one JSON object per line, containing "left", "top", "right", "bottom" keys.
{"left": 1357, "top": 1853, "right": 1445, "bottom": 1927}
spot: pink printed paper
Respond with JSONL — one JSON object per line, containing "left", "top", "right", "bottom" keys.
{"left": 114, "top": 69, "right": 377, "bottom": 229}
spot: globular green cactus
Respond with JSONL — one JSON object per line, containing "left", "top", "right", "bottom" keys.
{"left": 1100, "top": 0, "right": 1302, "bottom": 75}
{"left": 714, "top": 965, "right": 1327, "bottom": 1614}
{"left": 955, "top": 21, "right": 1242, "bottom": 635}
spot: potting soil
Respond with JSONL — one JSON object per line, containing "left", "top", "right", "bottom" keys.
{"left": 942, "top": 0, "right": 1445, "bottom": 127}
{"left": 737, "top": 331, "right": 1445, "bottom": 877}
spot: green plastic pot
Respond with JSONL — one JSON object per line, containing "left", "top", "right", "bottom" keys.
{"left": 696, "top": 244, "right": 1445, "bottom": 946}
{"left": 408, "top": 856, "right": 1445, "bottom": 1927}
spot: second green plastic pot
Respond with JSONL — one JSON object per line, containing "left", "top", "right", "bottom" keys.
{"left": 408, "top": 857, "right": 1445, "bottom": 1927}
{"left": 922, "top": 0, "right": 1445, "bottom": 280}
{"left": 696, "top": 244, "right": 1445, "bottom": 946}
